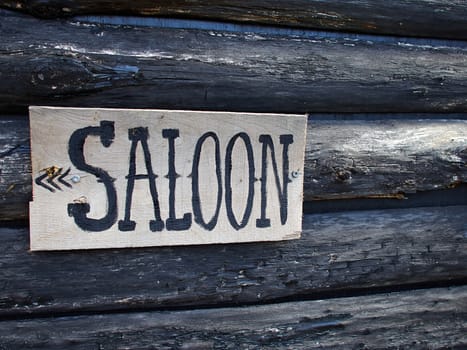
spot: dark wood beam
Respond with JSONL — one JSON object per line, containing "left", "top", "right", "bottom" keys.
{"left": 0, "top": 285, "right": 466, "bottom": 348}
{"left": 2, "top": 11, "right": 467, "bottom": 114}
{"left": 1, "top": 1, "right": 467, "bottom": 39}
{"left": 0, "top": 206, "right": 465, "bottom": 316}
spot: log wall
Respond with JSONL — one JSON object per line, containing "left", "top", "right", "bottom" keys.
{"left": 2, "top": 10, "right": 467, "bottom": 114}
{"left": 0, "top": 2, "right": 466, "bottom": 348}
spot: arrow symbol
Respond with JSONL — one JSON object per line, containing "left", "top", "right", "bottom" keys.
{"left": 58, "top": 167, "right": 72, "bottom": 188}
{"left": 35, "top": 166, "right": 72, "bottom": 193}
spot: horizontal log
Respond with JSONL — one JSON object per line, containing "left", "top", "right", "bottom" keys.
{"left": 0, "top": 206, "right": 465, "bottom": 316}
{"left": 2, "top": 1, "right": 467, "bottom": 40}
{"left": 0, "top": 286, "right": 466, "bottom": 349}
{"left": 305, "top": 119, "right": 467, "bottom": 201}
{"left": 2, "top": 11, "right": 467, "bottom": 114}
{"left": 1, "top": 117, "right": 466, "bottom": 220}
{"left": 0, "top": 117, "right": 30, "bottom": 221}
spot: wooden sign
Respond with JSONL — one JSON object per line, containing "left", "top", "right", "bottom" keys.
{"left": 29, "top": 107, "right": 307, "bottom": 251}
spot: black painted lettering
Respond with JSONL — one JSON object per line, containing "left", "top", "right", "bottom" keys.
{"left": 192, "top": 132, "right": 222, "bottom": 230}
{"left": 225, "top": 132, "right": 255, "bottom": 230}
{"left": 163, "top": 129, "right": 192, "bottom": 231}
{"left": 67, "top": 121, "right": 118, "bottom": 232}
{"left": 256, "top": 134, "right": 293, "bottom": 227}
{"left": 118, "top": 127, "right": 164, "bottom": 232}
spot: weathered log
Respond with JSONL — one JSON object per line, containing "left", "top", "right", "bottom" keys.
{"left": 0, "top": 285, "right": 466, "bottom": 349}
{"left": 0, "top": 117, "right": 30, "bottom": 221}
{"left": 2, "top": 11, "right": 467, "bottom": 114}
{"left": 1, "top": 0, "right": 467, "bottom": 40}
{"left": 305, "top": 119, "right": 467, "bottom": 201}
{"left": 0, "top": 206, "right": 465, "bottom": 317}
{"left": 1, "top": 117, "right": 466, "bottom": 220}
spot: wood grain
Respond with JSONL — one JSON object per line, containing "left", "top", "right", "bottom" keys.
{"left": 1, "top": 117, "right": 466, "bottom": 221}
{"left": 0, "top": 117, "right": 30, "bottom": 221}
{"left": 0, "top": 285, "right": 466, "bottom": 349}
{"left": 1, "top": 0, "right": 467, "bottom": 39}
{"left": 2, "top": 10, "right": 467, "bottom": 114}
{"left": 0, "top": 206, "right": 465, "bottom": 317}
{"left": 305, "top": 119, "right": 467, "bottom": 201}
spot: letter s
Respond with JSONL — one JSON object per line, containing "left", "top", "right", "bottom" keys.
{"left": 67, "top": 121, "right": 118, "bottom": 231}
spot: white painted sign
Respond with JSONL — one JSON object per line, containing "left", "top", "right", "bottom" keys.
{"left": 29, "top": 107, "right": 307, "bottom": 250}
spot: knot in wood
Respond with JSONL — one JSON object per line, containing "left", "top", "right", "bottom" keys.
{"left": 335, "top": 169, "right": 352, "bottom": 182}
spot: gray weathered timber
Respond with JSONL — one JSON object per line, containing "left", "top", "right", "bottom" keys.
{"left": 305, "top": 119, "right": 467, "bottom": 201}
{"left": 1, "top": 117, "right": 466, "bottom": 220}
{"left": 1, "top": 0, "right": 467, "bottom": 40}
{"left": 0, "top": 118, "right": 30, "bottom": 221}
{"left": 0, "top": 286, "right": 466, "bottom": 349}
{"left": 2, "top": 11, "right": 467, "bottom": 114}
{"left": 0, "top": 206, "right": 465, "bottom": 317}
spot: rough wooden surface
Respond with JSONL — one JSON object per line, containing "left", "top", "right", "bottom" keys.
{"left": 0, "top": 206, "right": 465, "bottom": 317}
{"left": 0, "top": 285, "right": 465, "bottom": 349}
{"left": 2, "top": 117, "right": 466, "bottom": 221}
{"left": 0, "top": 5, "right": 465, "bottom": 347}
{"left": 2, "top": 0, "right": 467, "bottom": 40}
{"left": 2, "top": 11, "right": 467, "bottom": 114}
{"left": 306, "top": 119, "right": 467, "bottom": 201}
{"left": 0, "top": 117, "right": 30, "bottom": 221}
